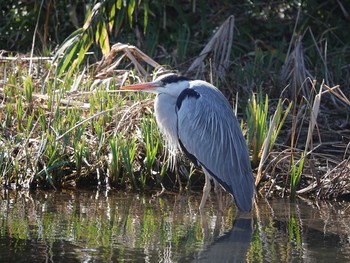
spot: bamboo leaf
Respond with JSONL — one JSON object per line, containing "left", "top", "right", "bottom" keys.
{"left": 56, "top": 40, "right": 81, "bottom": 76}
{"left": 143, "top": 0, "right": 149, "bottom": 34}
{"left": 53, "top": 28, "right": 84, "bottom": 63}
{"left": 114, "top": 7, "right": 126, "bottom": 35}
{"left": 109, "top": 1, "right": 117, "bottom": 32}
{"left": 83, "top": 2, "right": 102, "bottom": 30}
{"left": 128, "top": 0, "right": 136, "bottom": 28}
{"left": 68, "top": 34, "right": 93, "bottom": 77}
{"left": 96, "top": 21, "right": 110, "bottom": 55}
{"left": 117, "top": 0, "right": 122, "bottom": 9}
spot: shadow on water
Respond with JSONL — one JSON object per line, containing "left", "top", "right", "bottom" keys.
{"left": 0, "top": 189, "right": 350, "bottom": 262}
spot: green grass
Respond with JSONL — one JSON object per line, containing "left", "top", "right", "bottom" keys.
{"left": 0, "top": 52, "right": 348, "bottom": 200}
{"left": 108, "top": 135, "right": 122, "bottom": 186}
{"left": 246, "top": 91, "right": 292, "bottom": 171}
{"left": 246, "top": 91, "right": 269, "bottom": 168}
{"left": 140, "top": 116, "right": 161, "bottom": 184}
{"left": 1, "top": 0, "right": 349, "bottom": 200}
{"left": 120, "top": 136, "right": 137, "bottom": 188}
{"left": 290, "top": 152, "right": 306, "bottom": 200}
{"left": 0, "top": 57, "right": 174, "bottom": 191}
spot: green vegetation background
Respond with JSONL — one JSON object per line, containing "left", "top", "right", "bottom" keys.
{"left": 0, "top": 0, "right": 349, "bottom": 199}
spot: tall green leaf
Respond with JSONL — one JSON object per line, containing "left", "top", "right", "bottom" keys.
{"left": 96, "top": 21, "right": 110, "bottom": 55}
{"left": 143, "top": 0, "right": 149, "bottom": 34}
{"left": 128, "top": 0, "right": 136, "bottom": 28}
{"left": 108, "top": 1, "right": 116, "bottom": 32}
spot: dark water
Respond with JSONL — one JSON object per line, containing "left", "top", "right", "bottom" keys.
{"left": 0, "top": 189, "right": 349, "bottom": 262}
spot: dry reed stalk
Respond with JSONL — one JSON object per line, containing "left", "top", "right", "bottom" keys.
{"left": 316, "top": 156, "right": 350, "bottom": 199}
{"left": 322, "top": 84, "right": 350, "bottom": 106}
{"left": 305, "top": 81, "right": 323, "bottom": 152}
{"left": 187, "top": 15, "right": 234, "bottom": 80}
{"left": 280, "top": 35, "right": 313, "bottom": 99}
{"left": 255, "top": 108, "right": 278, "bottom": 186}
{"left": 94, "top": 43, "right": 161, "bottom": 79}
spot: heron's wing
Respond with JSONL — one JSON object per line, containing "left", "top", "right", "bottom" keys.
{"left": 176, "top": 82, "right": 254, "bottom": 211}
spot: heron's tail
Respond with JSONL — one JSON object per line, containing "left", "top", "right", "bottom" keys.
{"left": 232, "top": 172, "right": 255, "bottom": 212}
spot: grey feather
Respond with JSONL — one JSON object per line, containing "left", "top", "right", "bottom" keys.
{"left": 149, "top": 75, "right": 254, "bottom": 211}
{"left": 176, "top": 80, "right": 255, "bottom": 211}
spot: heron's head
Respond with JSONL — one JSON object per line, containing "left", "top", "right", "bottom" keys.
{"left": 120, "top": 73, "right": 190, "bottom": 97}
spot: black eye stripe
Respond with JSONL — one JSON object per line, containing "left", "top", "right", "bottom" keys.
{"left": 160, "top": 74, "right": 190, "bottom": 84}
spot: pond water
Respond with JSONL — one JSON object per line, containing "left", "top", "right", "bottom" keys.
{"left": 0, "top": 189, "right": 349, "bottom": 262}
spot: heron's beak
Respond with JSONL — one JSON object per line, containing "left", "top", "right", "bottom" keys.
{"left": 120, "top": 81, "right": 160, "bottom": 92}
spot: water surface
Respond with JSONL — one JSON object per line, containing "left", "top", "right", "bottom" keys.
{"left": 0, "top": 189, "right": 349, "bottom": 262}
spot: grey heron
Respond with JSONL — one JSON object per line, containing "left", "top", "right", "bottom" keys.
{"left": 121, "top": 74, "right": 255, "bottom": 212}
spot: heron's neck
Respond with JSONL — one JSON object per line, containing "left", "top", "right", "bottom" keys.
{"left": 154, "top": 93, "right": 180, "bottom": 153}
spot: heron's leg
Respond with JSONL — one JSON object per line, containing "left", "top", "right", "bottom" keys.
{"left": 214, "top": 180, "right": 223, "bottom": 212}
{"left": 175, "top": 165, "right": 183, "bottom": 193}
{"left": 199, "top": 172, "right": 211, "bottom": 211}
{"left": 200, "top": 208, "right": 209, "bottom": 241}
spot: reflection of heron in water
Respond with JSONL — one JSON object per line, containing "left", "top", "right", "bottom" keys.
{"left": 190, "top": 213, "right": 253, "bottom": 262}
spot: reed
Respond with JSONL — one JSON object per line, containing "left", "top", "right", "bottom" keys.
{"left": 120, "top": 136, "right": 137, "bottom": 189}
{"left": 255, "top": 98, "right": 292, "bottom": 186}
{"left": 246, "top": 91, "right": 269, "bottom": 168}
{"left": 140, "top": 116, "right": 160, "bottom": 184}
{"left": 108, "top": 136, "right": 121, "bottom": 186}
{"left": 290, "top": 152, "right": 305, "bottom": 200}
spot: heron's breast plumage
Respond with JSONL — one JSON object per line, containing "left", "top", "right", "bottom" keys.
{"left": 154, "top": 93, "right": 180, "bottom": 154}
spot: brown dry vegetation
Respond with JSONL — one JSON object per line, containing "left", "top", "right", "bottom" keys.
{"left": 0, "top": 1, "right": 350, "bottom": 201}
